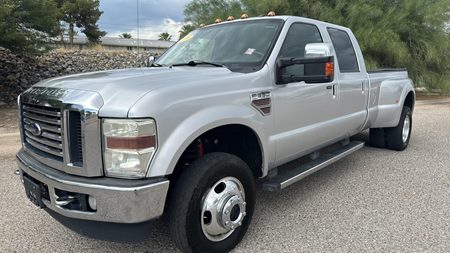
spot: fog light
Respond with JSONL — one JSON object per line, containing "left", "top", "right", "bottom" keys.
{"left": 88, "top": 196, "right": 97, "bottom": 211}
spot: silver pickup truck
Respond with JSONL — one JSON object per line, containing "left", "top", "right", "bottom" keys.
{"left": 17, "top": 16, "right": 415, "bottom": 252}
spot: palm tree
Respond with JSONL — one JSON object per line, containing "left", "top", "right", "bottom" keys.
{"left": 158, "top": 32, "right": 172, "bottom": 41}
{"left": 119, "top": 33, "right": 132, "bottom": 39}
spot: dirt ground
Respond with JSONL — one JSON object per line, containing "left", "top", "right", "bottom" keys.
{"left": 0, "top": 106, "right": 19, "bottom": 134}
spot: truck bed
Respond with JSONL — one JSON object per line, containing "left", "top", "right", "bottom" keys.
{"left": 368, "top": 68, "right": 409, "bottom": 83}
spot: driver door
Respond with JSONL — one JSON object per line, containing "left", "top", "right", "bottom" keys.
{"left": 272, "top": 22, "right": 341, "bottom": 165}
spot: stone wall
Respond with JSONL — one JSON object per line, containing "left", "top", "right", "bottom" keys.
{"left": 0, "top": 47, "right": 153, "bottom": 105}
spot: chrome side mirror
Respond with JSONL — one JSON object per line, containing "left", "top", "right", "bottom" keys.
{"left": 305, "top": 43, "right": 333, "bottom": 58}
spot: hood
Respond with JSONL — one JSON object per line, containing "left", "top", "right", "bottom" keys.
{"left": 34, "top": 67, "right": 241, "bottom": 117}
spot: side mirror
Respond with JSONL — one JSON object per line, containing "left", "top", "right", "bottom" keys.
{"left": 276, "top": 43, "right": 335, "bottom": 85}
{"left": 276, "top": 56, "right": 334, "bottom": 84}
{"left": 146, "top": 56, "right": 156, "bottom": 67}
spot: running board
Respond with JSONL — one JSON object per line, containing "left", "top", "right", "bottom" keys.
{"left": 262, "top": 141, "right": 365, "bottom": 191}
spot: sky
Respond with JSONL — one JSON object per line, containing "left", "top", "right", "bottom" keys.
{"left": 98, "top": 0, "right": 191, "bottom": 41}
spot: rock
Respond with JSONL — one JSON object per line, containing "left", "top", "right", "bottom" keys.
{"left": 415, "top": 87, "right": 428, "bottom": 92}
{"left": 0, "top": 47, "right": 154, "bottom": 105}
{"left": 20, "top": 78, "right": 29, "bottom": 86}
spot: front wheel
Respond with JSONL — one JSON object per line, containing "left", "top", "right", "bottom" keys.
{"left": 168, "top": 152, "right": 255, "bottom": 253}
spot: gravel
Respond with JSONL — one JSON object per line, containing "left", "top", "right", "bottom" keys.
{"left": 0, "top": 100, "right": 449, "bottom": 252}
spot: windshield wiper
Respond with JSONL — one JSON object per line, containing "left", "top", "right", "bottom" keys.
{"left": 150, "top": 62, "right": 165, "bottom": 67}
{"left": 171, "top": 60, "right": 226, "bottom": 68}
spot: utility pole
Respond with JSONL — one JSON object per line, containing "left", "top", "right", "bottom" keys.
{"left": 137, "top": 0, "right": 140, "bottom": 66}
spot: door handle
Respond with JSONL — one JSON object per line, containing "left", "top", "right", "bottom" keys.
{"left": 326, "top": 85, "right": 332, "bottom": 90}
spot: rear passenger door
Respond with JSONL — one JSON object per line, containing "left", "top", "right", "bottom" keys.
{"left": 327, "top": 28, "right": 369, "bottom": 135}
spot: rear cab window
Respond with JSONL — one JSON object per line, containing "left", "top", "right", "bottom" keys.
{"left": 327, "top": 28, "right": 360, "bottom": 73}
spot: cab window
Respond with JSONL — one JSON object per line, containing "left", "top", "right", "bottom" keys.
{"left": 278, "top": 23, "right": 323, "bottom": 77}
{"left": 327, "top": 28, "right": 359, "bottom": 73}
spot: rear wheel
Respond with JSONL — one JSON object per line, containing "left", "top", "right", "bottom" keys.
{"left": 168, "top": 152, "right": 255, "bottom": 253}
{"left": 369, "top": 128, "right": 386, "bottom": 148}
{"left": 385, "top": 106, "right": 412, "bottom": 151}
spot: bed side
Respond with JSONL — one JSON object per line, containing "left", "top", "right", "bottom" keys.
{"left": 368, "top": 70, "right": 415, "bottom": 128}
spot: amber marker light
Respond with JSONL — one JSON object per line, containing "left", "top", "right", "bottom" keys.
{"left": 106, "top": 135, "right": 156, "bottom": 150}
{"left": 325, "top": 61, "right": 334, "bottom": 77}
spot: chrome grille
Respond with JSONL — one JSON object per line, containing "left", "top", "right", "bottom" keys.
{"left": 19, "top": 87, "right": 103, "bottom": 177}
{"left": 22, "top": 104, "right": 63, "bottom": 161}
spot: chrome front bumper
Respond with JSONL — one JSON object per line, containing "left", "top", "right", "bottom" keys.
{"left": 16, "top": 149, "right": 170, "bottom": 224}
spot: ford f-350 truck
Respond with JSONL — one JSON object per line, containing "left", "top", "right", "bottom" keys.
{"left": 17, "top": 16, "right": 415, "bottom": 252}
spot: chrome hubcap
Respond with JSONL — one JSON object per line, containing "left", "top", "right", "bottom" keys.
{"left": 201, "top": 177, "right": 246, "bottom": 242}
{"left": 402, "top": 116, "right": 410, "bottom": 143}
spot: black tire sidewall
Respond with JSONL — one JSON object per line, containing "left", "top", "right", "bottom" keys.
{"left": 369, "top": 128, "right": 386, "bottom": 148}
{"left": 387, "top": 106, "right": 412, "bottom": 150}
{"left": 403, "top": 108, "right": 412, "bottom": 146}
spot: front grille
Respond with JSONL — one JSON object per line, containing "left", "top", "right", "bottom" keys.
{"left": 22, "top": 104, "right": 63, "bottom": 161}
{"left": 19, "top": 88, "right": 102, "bottom": 177}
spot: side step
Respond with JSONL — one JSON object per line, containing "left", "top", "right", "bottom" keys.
{"left": 262, "top": 141, "right": 365, "bottom": 191}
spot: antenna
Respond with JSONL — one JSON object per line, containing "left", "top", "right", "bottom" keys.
{"left": 137, "top": 0, "right": 140, "bottom": 66}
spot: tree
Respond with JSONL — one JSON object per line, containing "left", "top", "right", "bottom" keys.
{"left": 57, "top": 0, "right": 106, "bottom": 46}
{"left": 159, "top": 32, "right": 172, "bottom": 41}
{"left": 0, "top": 0, "right": 60, "bottom": 54}
{"left": 179, "top": 24, "right": 196, "bottom": 40}
{"left": 184, "top": 0, "right": 244, "bottom": 26}
{"left": 184, "top": 0, "right": 450, "bottom": 92}
{"left": 119, "top": 32, "right": 132, "bottom": 39}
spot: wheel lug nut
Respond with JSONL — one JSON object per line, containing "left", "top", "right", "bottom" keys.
{"left": 243, "top": 202, "right": 246, "bottom": 206}
{"left": 243, "top": 212, "right": 246, "bottom": 216}
{"left": 225, "top": 221, "right": 229, "bottom": 225}
{"left": 231, "top": 225, "right": 235, "bottom": 229}
{"left": 225, "top": 210, "right": 229, "bottom": 214}
{"left": 238, "top": 222, "right": 242, "bottom": 226}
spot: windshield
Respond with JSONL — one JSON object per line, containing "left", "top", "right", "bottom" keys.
{"left": 156, "top": 19, "right": 283, "bottom": 72}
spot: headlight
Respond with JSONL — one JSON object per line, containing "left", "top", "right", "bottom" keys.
{"left": 102, "top": 119, "right": 157, "bottom": 179}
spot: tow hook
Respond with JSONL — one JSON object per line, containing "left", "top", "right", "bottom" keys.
{"left": 55, "top": 195, "right": 76, "bottom": 206}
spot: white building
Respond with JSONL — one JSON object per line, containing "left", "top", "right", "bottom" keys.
{"left": 57, "top": 36, "right": 175, "bottom": 54}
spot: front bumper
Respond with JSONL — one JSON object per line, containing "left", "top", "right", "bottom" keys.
{"left": 16, "top": 149, "right": 170, "bottom": 223}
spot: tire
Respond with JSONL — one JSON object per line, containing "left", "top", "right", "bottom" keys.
{"left": 168, "top": 152, "right": 255, "bottom": 253}
{"left": 369, "top": 128, "right": 386, "bottom": 148}
{"left": 385, "top": 106, "right": 412, "bottom": 151}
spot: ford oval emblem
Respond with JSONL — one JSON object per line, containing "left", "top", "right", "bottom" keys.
{"left": 27, "top": 122, "right": 42, "bottom": 136}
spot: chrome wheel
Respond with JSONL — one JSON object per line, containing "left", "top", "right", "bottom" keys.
{"left": 402, "top": 116, "right": 410, "bottom": 143}
{"left": 201, "top": 177, "right": 247, "bottom": 242}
